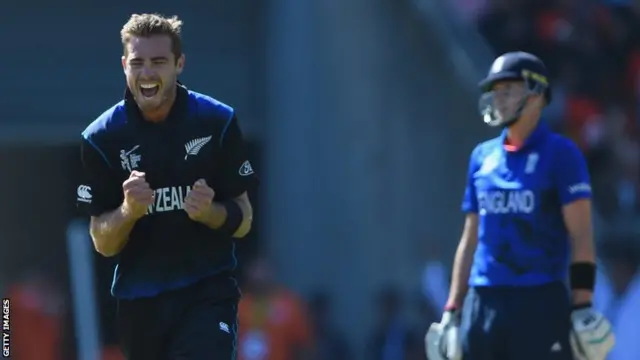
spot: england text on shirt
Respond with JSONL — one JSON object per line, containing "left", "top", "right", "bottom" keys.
{"left": 461, "top": 121, "right": 591, "bottom": 287}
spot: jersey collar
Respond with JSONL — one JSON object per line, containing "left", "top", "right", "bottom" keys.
{"left": 124, "top": 81, "right": 189, "bottom": 125}
{"left": 500, "top": 120, "right": 550, "bottom": 152}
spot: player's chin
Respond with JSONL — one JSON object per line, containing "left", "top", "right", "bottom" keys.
{"left": 136, "top": 92, "right": 163, "bottom": 109}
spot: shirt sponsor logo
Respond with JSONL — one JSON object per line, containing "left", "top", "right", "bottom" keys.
{"left": 238, "top": 160, "right": 254, "bottom": 176}
{"left": 219, "top": 322, "right": 230, "bottom": 334}
{"left": 568, "top": 182, "right": 591, "bottom": 194}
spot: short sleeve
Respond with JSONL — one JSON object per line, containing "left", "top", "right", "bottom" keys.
{"left": 461, "top": 147, "right": 479, "bottom": 213}
{"left": 77, "top": 137, "right": 123, "bottom": 216}
{"left": 214, "top": 116, "right": 258, "bottom": 199}
{"left": 553, "top": 139, "right": 592, "bottom": 205}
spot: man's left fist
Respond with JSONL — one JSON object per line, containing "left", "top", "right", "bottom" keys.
{"left": 184, "top": 179, "right": 215, "bottom": 222}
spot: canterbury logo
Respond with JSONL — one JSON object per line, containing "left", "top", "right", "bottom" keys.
{"left": 184, "top": 136, "right": 212, "bottom": 160}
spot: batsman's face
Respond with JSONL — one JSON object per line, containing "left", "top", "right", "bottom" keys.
{"left": 122, "top": 35, "right": 185, "bottom": 112}
{"left": 491, "top": 81, "right": 526, "bottom": 120}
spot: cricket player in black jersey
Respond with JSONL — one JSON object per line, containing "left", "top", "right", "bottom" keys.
{"left": 76, "top": 14, "right": 256, "bottom": 360}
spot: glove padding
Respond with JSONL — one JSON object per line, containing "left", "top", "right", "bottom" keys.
{"left": 569, "top": 306, "right": 615, "bottom": 360}
{"left": 425, "top": 310, "right": 462, "bottom": 360}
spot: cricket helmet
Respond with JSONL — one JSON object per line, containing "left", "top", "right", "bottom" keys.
{"left": 478, "top": 51, "right": 551, "bottom": 127}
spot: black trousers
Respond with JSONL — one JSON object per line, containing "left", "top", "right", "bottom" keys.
{"left": 117, "top": 275, "right": 240, "bottom": 360}
{"left": 461, "top": 282, "right": 574, "bottom": 360}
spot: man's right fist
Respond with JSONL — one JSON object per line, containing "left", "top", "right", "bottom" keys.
{"left": 122, "top": 171, "right": 154, "bottom": 219}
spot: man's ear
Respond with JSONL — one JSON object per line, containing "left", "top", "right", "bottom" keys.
{"left": 176, "top": 54, "right": 186, "bottom": 75}
{"left": 122, "top": 55, "right": 127, "bottom": 74}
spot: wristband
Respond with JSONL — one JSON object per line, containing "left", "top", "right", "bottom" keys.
{"left": 569, "top": 262, "right": 596, "bottom": 291}
{"left": 217, "top": 201, "right": 243, "bottom": 236}
{"left": 444, "top": 303, "right": 459, "bottom": 312}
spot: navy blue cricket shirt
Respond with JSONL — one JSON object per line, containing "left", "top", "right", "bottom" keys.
{"left": 462, "top": 121, "right": 591, "bottom": 287}
{"left": 77, "top": 84, "right": 257, "bottom": 299}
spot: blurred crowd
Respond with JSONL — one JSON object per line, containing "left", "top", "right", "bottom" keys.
{"left": 4, "top": 256, "right": 440, "bottom": 360}
{"left": 235, "top": 256, "right": 431, "bottom": 360}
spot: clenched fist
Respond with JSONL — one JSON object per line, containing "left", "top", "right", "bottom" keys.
{"left": 122, "top": 171, "right": 154, "bottom": 219}
{"left": 183, "top": 179, "right": 215, "bottom": 222}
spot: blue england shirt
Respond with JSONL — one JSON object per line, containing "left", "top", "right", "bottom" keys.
{"left": 462, "top": 121, "right": 591, "bottom": 287}
{"left": 77, "top": 84, "right": 257, "bottom": 299}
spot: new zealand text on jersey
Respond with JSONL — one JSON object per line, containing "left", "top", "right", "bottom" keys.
{"left": 477, "top": 189, "right": 535, "bottom": 215}
{"left": 148, "top": 186, "right": 192, "bottom": 214}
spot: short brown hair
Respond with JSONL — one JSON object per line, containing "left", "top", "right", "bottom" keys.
{"left": 121, "top": 13, "right": 183, "bottom": 59}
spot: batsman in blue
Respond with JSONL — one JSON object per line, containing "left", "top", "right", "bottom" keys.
{"left": 425, "top": 52, "right": 615, "bottom": 360}
{"left": 76, "top": 14, "right": 257, "bottom": 360}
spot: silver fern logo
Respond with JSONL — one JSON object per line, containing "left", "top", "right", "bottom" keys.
{"left": 184, "top": 136, "right": 213, "bottom": 160}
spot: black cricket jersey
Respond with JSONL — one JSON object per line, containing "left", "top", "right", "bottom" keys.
{"left": 77, "top": 84, "right": 257, "bottom": 299}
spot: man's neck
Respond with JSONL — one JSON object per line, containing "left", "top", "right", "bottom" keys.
{"left": 142, "top": 87, "right": 177, "bottom": 122}
{"left": 506, "top": 116, "right": 538, "bottom": 147}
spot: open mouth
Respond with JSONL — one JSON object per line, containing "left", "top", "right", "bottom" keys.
{"left": 139, "top": 83, "right": 160, "bottom": 98}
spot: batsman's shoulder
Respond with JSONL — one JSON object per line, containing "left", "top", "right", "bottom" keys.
{"left": 548, "top": 132, "right": 581, "bottom": 151}
{"left": 547, "top": 133, "right": 585, "bottom": 160}
{"left": 82, "top": 100, "right": 127, "bottom": 143}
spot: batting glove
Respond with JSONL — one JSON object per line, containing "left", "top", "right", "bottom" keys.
{"left": 425, "top": 310, "right": 462, "bottom": 360}
{"left": 570, "top": 305, "right": 615, "bottom": 360}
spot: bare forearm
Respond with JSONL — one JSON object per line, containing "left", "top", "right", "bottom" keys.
{"left": 446, "top": 214, "right": 478, "bottom": 309}
{"left": 201, "top": 199, "right": 253, "bottom": 238}
{"left": 90, "top": 205, "right": 138, "bottom": 257}
{"left": 571, "top": 234, "right": 595, "bottom": 264}
{"left": 447, "top": 240, "right": 476, "bottom": 307}
{"left": 562, "top": 199, "right": 596, "bottom": 304}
